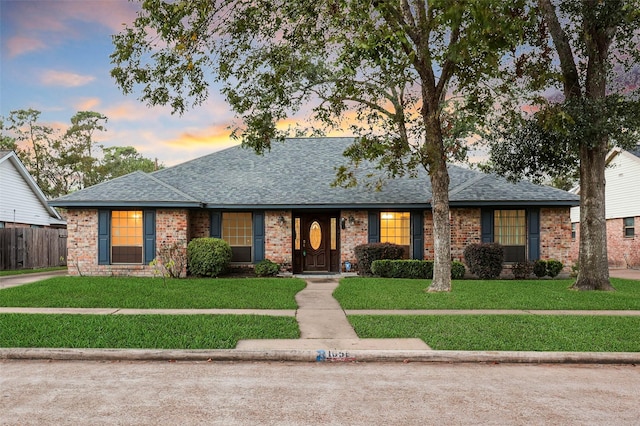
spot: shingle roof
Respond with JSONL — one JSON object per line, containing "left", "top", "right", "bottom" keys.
{"left": 50, "top": 137, "right": 579, "bottom": 208}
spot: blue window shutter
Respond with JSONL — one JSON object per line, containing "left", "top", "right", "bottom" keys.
{"left": 411, "top": 210, "right": 424, "bottom": 260}
{"left": 98, "top": 210, "right": 110, "bottom": 265}
{"left": 481, "top": 209, "right": 493, "bottom": 243}
{"left": 143, "top": 210, "right": 156, "bottom": 264}
{"left": 368, "top": 211, "right": 379, "bottom": 243}
{"left": 253, "top": 211, "right": 265, "bottom": 262}
{"left": 210, "top": 211, "right": 221, "bottom": 238}
{"left": 528, "top": 209, "right": 540, "bottom": 261}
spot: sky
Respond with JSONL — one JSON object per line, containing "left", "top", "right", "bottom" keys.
{"left": 0, "top": 0, "right": 286, "bottom": 166}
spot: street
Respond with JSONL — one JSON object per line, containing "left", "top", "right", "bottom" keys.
{"left": 1, "top": 360, "right": 638, "bottom": 425}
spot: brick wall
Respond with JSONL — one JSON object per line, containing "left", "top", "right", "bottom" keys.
{"left": 265, "top": 210, "right": 293, "bottom": 269}
{"left": 339, "top": 210, "right": 368, "bottom": 267}
{"left": 66, "top": 209, "right": 189, "bottom": 277}
{"left": 569, "top": 216, "right": 638, "bottom": 268}
{"left": 540, "top": 207, "right": 573, "bottom": 269}
{"left": 606, "top": 217, "right": 640, "bottom": 268}
{"left": 188, "top": 210, "right": 210, "bottom": 240}
{"left": 423, "top": 208, "right": 482, "bottom": 262}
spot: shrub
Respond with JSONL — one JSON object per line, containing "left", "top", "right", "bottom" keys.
{"left": 546, "top": 259, "right": 564, "bottom": 278}
{"left": 254, "top": 259, "right": 280, "bottom": 277}
{"left": 354, "top": 242, "right": 405, "bottom": 276}
{"left": 372, "top": 260, "right": 466, "bottom": 280}
{"left": 512, "top": 261, "right": 533, "bottom": 279}
{"left": 533, "top": 260, "right": 547, "bottom": 278}
{"left": 187, "top": 238, "right": 232, "bottom": 277}
{"left": 463, "top": 243, "right": 504, "bottom": 279}
{"left": 451, "top": 261, "right": 466, "bottom": 279}
{"left": 372, "top": 259, "right": 433, "bottom": 279}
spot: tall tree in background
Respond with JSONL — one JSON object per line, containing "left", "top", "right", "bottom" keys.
{"left": 486, "top": 0, "right": 640, "bottom": 290}
{"left": 111, "top": 0, "right": 526, "bottom": 291}
{"left": 64, "top": 111, "right": 108, "bottom": 188}
{"left": 1, "top": 109, "right": 160, "bottom": 198}
{"left": 3, "top": 109, "right": 57, "bottom": 195}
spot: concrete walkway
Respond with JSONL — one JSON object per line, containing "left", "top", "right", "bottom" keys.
{"left": 2, "top": 269, "right": 640, "bottom": 362}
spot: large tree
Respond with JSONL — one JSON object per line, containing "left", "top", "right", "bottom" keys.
{"left": 486, "top": 0, "right": 640, "bottom": 290}
{"left": 111, "top": 0, "right": 526, "bottom": 291}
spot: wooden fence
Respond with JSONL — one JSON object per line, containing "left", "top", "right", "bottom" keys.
{"left": 0, "top": 228, "right": 67, "bottom": 270}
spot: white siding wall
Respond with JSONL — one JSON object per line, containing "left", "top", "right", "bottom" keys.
{"left": 0, "top": 160, "right": 53, "bottom": 226}
{"left": 570, "top": 150, "right": 640, "bottom": 223}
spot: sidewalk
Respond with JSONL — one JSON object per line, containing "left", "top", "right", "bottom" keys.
{"left": 1, "top": 271, "right": 639, "bottom": 363}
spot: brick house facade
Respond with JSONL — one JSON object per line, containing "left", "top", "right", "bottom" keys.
{"left": 64, "top": 206, "right": 573, "bottom": 277}
{"left": 52, "top": 138, "right": 579, "bottom": 277}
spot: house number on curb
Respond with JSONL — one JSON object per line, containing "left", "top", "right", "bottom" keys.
{"left": 316, "top": 350, "right": 356, "bottom": 362}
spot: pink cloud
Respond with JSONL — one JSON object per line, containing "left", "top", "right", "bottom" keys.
{"left": 74, "top": 98, "right": 102, "bottom": 111}
{"left": 4, "top": 1, "right": 138, "bottom": 57}
{"left": 5, "top": 36, "right": 46, "bottom": 58}
{"left": 39, "top": 70, "right": 95, "bottom": 87}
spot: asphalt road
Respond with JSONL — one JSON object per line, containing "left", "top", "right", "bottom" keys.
{"left": 1, "top": 360, "right": 638, "bottom": 425}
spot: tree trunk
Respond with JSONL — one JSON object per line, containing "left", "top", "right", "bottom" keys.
{"left": 428, "top": 157, "right": 452, "bottom": 292}
{"left": 572, "top": 142, "right": 615, "bottom": 291}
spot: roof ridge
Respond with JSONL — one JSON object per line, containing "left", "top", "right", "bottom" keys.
{"left": 448, "top": 171, "right": 487, "bottom": 197}
{"left": 144, "top": 172, "right": 201, "bottom": 202}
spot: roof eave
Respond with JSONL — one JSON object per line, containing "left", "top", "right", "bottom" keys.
{"left": 49, "top": 201, "right": 204, "bottom": 208}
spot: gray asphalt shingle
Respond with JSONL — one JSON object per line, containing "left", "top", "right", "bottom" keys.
{"left": 50, "top": 137, "right": 579, "bottom": 208}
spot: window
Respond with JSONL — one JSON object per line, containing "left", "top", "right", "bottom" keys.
{"left": 111, "top": 210, "right": 143, "bottom": 264}
{"left": 380, "top": 212, "right": 410, "bottom": 257}
{"left": 624, "top": 217, "right": 635, "bottom": 238}
{"left": 222, "top": 212, "right": 253, "bottom": 262}
{"left": 0, "top": 222, "right": 4, "bottom": 228}
{"left": 494, "top": 210, "right": 526, "bottom": 262}
{"left": 571, "top": 222, "right": 577, "bottom": 241}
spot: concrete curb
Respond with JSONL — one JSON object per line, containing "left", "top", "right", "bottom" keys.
{"left": 1, "top": 348, "right": 639, "bottom": 364}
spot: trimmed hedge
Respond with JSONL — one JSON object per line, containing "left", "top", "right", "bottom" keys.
{"left": 512, "top": 261, "right": 534, "bottom": 279}
{"left": 463, "top": 243, "right": 504, "bottom": 279}
{"left": 354, "top": 243, "right": 405, "bottom": 276}
{"left": 187, "top": 238, "right": 232, "bottom": 277}
{"left": 371, "top": 260, "right": 466, "bottom": 280}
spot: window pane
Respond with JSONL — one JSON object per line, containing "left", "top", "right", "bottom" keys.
{"left": 111, "top": 210, "right": 143, "bottom": 264}
{"left": 330, "top": 218, "right": 337, "bottom": 250}
{"left": 380, "top": 212, "right": 410, "bottom": 247}
{"left": 295, "top": 217, "right": 301, "bottom": 250}
{"left": 624, "top": 217, "right": 635, "bottom": 238}
{"left": 222, "top": 212, "right": 253, "bottom": 262}
{"left": 494, "top": 210, "right": 526, "bottom": 262}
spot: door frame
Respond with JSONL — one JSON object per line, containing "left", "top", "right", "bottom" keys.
{"left": 292, "top": 211, "right": 340, "bottom": 273}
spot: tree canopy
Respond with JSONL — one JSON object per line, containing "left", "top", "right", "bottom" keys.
{"left": 484, "top": 0, "right": 640, "bottom": 290}
{"left": 111, "top": 0, "right": 528, "bottom": 291}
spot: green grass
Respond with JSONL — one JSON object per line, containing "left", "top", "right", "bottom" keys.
{"left": 0, "top": 276, "right": 306, "bottom": 309}
{"left": 348, "top": 315, "right": 640, "bottom": 352}
{"left": 334, "top": 277, "right": 640, "bottom": 310}
{"left": 0, "top": 314, "right": 299, "bottom": 349}
{"left": 0, "top": 267, "right": 66, "bottom": 277}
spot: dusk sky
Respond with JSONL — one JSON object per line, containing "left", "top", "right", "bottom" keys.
{"left": 0, "top": 0, "right": 321, "bottom": 166}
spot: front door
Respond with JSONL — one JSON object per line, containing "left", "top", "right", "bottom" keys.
{"left": 293, "top": 212, "right": 339, "bottom": 273}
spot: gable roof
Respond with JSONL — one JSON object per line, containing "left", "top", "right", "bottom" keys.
{"left": 50, "top": 138, "right": 579, "bottom": 209}
{"left": 0, "top": 150, "right": 66, "bottom": 226}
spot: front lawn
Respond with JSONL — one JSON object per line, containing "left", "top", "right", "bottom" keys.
{"left": 349, "top": 315, "right": 640, "bottom": 352}
{"left": 0, "top": 277, "right": 306, "bottom": 309}
{"left": 334, "top": 277, "right": 640, "bottom": 310}
{"left": 0, "top": 314, "right": 299, "bottom": 349}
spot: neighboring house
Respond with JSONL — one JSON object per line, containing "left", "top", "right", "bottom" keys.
{"left": 50, "top": 138, "right": 579, "bottom": 277}
{"left": 0, "top": 150, "right": 66, "bottom": 229}
{"left": 570, "top": 145, "right": 640, "bottom": 269}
